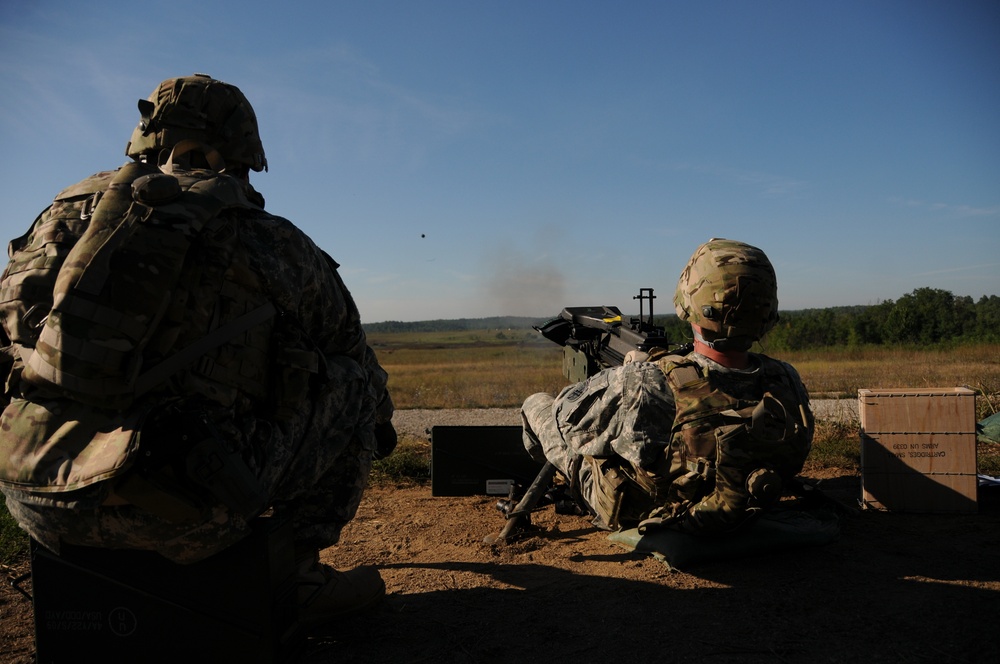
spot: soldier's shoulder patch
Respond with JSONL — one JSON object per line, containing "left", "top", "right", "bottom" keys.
{"left": 565, "top": 382, "right": 588, "bottom": 401}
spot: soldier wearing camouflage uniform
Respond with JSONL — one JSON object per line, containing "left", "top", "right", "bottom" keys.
{"left": 521, "top": 238, "right": 814, "bottom": 535}
{"left": 0, "top": 74, "right": 394, "bottom": 624}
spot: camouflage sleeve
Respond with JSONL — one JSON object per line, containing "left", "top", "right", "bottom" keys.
{"left": 781, "top": 362, "right": 816, "bottom": 462}
{"left": 240, "top": 212, "right": 391, "bottom": 421}
{"left": 779, "top": 359, "right": 815, "bottom": 453}
{"left": 307, "top": 247, "right": 392, "bottom": 425}
{"left": 553, "top": 362, "right": 675, "bottom": 469}
{"left": 238, "top": 212, "right": 362, "bottom": 357}
{"left": 792, "top": 363, "right": 814, "bottom": 414}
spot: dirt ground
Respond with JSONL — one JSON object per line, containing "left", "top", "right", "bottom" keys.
{"left": 3, "top": 442, "right": 999, "bottom": 662}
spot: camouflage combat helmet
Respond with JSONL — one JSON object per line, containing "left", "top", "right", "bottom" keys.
{"left": 125, "top": 74, "right": 267, "bottom": 172}
{"left": 674, "top": 238, "right": 779, "bottom": 348}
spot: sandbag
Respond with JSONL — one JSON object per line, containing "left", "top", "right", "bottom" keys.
{"left": 978, "top": 411, "right": 1000, "bottom": 445}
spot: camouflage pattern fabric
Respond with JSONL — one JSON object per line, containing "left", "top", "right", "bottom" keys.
{"left": 653, "top": 354, "right": 813, "bottom": 533}
{"left": 674, "top": 238, "right": 779, "bottom": 342}
{"left": 126, "top": 74, "right": 268, "bottom": 173}
{"left": 20, "top": 162, "right": 264, "bottom": 410}
{"left": 0, "top": 170, "right": 391, "bottom": 563}
{"left": 522, "top": 361, "right": 676, "bottom": 530}
{"left": 0, "top": 170, "right": 116, "bottom": 354}
{"left": 521, "top": 350, "right": 812, "bottom": 534}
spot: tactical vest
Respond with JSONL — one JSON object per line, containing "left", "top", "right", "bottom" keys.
{"left": 648, "top": 354, "right": 814, "bottom": 533}
{"left": 0, "top": 158, "right": 289, "bottom": 503}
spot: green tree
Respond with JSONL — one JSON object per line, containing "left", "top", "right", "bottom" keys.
{"left": 974, "top": 295, "right": 1000, "bottom": 342}
{"left": 883, "top": 288, "right": 963, "bottom": 344}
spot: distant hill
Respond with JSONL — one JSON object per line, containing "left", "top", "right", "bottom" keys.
{"left": 364, "top": 316, "right": 545, "bottom": 334}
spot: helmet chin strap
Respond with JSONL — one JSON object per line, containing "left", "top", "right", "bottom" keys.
{"left": 693, "top": 327, "right": 752, "bottom": 352}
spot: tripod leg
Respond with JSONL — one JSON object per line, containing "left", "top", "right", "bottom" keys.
{"left": 484, "top": 462, "right": 557, "bottom": 544}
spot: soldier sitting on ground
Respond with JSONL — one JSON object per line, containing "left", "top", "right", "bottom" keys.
{"left": 521, "top": 238, "right": 815, "bottom": 537}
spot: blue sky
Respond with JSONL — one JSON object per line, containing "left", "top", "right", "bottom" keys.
{"left": 2, "top": 1, "right": 997, "bottom": 323}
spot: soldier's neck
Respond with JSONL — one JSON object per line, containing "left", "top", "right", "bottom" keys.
{"left": 692, "top": 340, "right": 750, "bottom": 370}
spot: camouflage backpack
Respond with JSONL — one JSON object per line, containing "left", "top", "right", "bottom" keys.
{"left": 0, "top": 150, "right": 278, "bottom": 497}
{"left": 17, "top": 156, "right": 272, "bottom": 409}
{"left": 646, "top": 354, "right": 814, "bottom": 533}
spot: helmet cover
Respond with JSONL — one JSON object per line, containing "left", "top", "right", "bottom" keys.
{"left": 674, "top": 238, "right": 779, "bottom": 342}
{"left": 125, "top": 74, "right": 267, "bottom": 172}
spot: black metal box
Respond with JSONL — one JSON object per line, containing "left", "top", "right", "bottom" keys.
{"left": 31, "top": 515, "right": 301, "bottom": 663}
{"left": 431, "top": 425, "right": 543, "bottom": 496}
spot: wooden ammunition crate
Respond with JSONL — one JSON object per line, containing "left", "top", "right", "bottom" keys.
{"left": 859, "top": 387, "right": 977, "bottom": 513}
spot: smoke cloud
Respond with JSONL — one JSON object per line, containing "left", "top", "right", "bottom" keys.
{"left": 483, "top": 244, "right": 567, "bottom": 317}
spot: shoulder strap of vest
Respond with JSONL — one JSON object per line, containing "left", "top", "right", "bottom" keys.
{"left": 655, "top": 354, "right": 705, "bottom": 392}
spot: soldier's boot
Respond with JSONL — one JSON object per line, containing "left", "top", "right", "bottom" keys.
{"left": 296, "top": 552, "right": 386, "bottom": 626}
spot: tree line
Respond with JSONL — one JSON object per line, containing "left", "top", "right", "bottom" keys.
{"left": 751, "top": 288, "right": 999, "bottom": 349}
{"left": 366, "top": 288, "right": 999, "bottom": 349}
{"left": 651, "top": 287, "right": 999, "bottom": 350}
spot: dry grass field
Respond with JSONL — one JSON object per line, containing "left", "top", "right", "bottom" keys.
{"left": 371, "top": 330, "right": 1000, "bottom": 419}
{"left": 368, "top": 329, "right": 564, "bottom": 409}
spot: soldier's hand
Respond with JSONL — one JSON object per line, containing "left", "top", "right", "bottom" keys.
{"left": 623, "top": 350, "right": 650, "bottom": 364}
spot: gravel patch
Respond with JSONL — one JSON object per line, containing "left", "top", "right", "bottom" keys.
{"left": 810, "top": 398, "right": 860, "bottom": 421}
{"left": 391, "top": 408, "right": 522, "bottom": 439}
